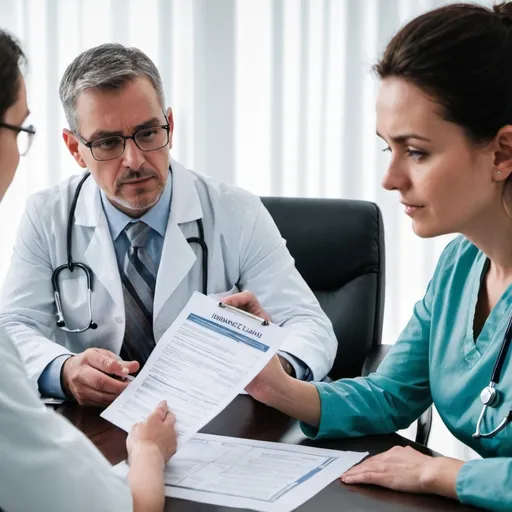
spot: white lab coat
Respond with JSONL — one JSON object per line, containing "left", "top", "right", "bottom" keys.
{"left": 0, "top": 327, "right": 133, "bottom": 512}
{"left": 0, "top": 160, "right": 337, "bottom": 386}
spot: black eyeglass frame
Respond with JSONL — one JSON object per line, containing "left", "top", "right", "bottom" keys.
{"left": 0, "top": 121, "right": 37, "bottom": 156}
{"left": 76, "top": 113, "right": 171, "bottom": 162}
{"left": 0, "top": 121, "right": 36, "bottom": 135}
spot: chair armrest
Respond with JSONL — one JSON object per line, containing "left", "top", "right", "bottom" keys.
{"left": 362, "top": 344, "right": 392, "bottom": 376}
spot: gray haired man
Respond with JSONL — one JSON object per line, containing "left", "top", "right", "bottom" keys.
{"left": 0, "top": 44, "right": 337, "bottom": 407}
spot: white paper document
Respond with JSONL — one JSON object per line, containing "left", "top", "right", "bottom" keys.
{"left": 102, "top": 292, "right": 286, "bottom": 446}
{"left": 115, "top": 434, "right": 367, "bottom": 512}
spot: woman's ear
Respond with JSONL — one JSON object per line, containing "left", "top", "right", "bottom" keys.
{"left": 493, "top": 125, "right": 512, "bottom": 181}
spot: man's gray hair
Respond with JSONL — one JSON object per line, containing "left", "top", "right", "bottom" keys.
{"left": 59, "top": 43, "right": 165, "bottom": 132}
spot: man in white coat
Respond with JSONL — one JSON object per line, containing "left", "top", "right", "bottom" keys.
{"left": 0, "top": 43, "right": 337, "bottom": 406}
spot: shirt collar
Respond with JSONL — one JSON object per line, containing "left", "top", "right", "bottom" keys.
{"left": 100, "top": 171, "right": 172, "bottom": 241}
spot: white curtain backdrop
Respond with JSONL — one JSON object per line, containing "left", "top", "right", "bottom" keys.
{"left": 0, "top": 0, "right": 490, "bottom": 459}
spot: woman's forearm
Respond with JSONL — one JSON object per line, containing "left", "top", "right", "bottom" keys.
{"left": 128, "top": 444, "right": 166, "bottom": 512}
{"left": 265, "top": 375, "right": 322, "bottom": 427}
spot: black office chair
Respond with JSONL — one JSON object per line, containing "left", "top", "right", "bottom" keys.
{"left": 261, "top": 197, "right": 385, "bottom": 380}
{"left": 261, "top": 196, "right": 432, "bottom": 447}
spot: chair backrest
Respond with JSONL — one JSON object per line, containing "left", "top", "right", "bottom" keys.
{"left": 261, "top": 197, "right": 385, "bottom": 380}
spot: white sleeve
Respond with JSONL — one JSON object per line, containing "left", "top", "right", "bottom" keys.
{"left": 0, "top": 196, "right": 72, "bottom": 385}
{"left": 237, "top": 196, "right": 338, "bottom": 380}
{"left": 0, "top": 328, "right": 132, "bottom": 512}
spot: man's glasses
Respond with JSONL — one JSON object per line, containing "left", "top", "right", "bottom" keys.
{"left": 78, "top": 123, "right": 171, "bottom": 162}
{"left": 0, "top": 122, "right": 36, "bottom": 156}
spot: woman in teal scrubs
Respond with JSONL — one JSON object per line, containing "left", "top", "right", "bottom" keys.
{"left": 225, "top": 3, "right": 512, "bottom": 511}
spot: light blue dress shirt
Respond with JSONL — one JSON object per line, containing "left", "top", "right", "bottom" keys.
{"left": 39, "top": 172, "right": 307, "bottom": 398}
{"left": 302, "top": 236, "right": 512, "bottom": 511}
{"left": 100, "top": 174, "right": 172, "bottom": 272}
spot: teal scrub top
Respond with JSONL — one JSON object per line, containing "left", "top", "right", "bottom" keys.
{"left": 302, "top": 236, "right": 512, "bottom": 512}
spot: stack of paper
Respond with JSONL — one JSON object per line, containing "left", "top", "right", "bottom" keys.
{"left": 105, "top": 292, "right": 366, "bottom": 510}
{"left": 115, "top": 434, "right": 367, "bottom": 512}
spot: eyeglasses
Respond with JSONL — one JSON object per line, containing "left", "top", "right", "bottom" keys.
{"left": 0, "top": 121, "right": 36, "bottom": 156}
{"left": 78, "top": 124, "right": 171, "bottom": 162}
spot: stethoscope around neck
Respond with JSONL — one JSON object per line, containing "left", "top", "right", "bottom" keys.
{"left": 51, "top": 169, "right": 208, "bottom": 333}
{"left": 473, "top": 313, "right": 512, "bottom": 438}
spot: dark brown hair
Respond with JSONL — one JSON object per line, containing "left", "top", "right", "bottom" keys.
{"left": 375, "top": 2, "right": 512, "bottom": 143}
{"left": 0, "top": 29, "right": 25, "bottom": 122}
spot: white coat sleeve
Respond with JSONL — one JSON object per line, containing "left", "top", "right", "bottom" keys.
{"left": 0, "top": 196, "right": 73, "bottom": 386}
{"left": 237, "top": 196, "right": 337, "bottom": 380}
{"left": 0, "top": 328, "right": 133, "bottom": 512}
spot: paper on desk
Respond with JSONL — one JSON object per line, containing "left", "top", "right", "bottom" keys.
{"left": 114, "top": 434, "right": 368, "bottom": 512}
{"left": 101, "top": 292, "right": 287, "bottom": 447}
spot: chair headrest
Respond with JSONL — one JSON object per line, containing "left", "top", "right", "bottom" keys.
{"left": 261, "top": 197, "right": 384, "bottom": 291}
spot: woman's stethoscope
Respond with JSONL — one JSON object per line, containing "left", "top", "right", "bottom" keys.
{"left": 51, "top": 170, "right": 208, "bottom": 333}
{"left": 473, "top": 313, "right": 512, "bottom": 438}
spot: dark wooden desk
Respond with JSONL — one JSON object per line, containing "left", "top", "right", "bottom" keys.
{"left": 57, "top": 396, "right": 480, "bottom": 511}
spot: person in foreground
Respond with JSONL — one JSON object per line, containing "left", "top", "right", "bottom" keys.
{"left": 226, "top": 3, "right": 512, "bottom": 511}
{"left": 0, "top": 30, "right": 176, "bottom": 512}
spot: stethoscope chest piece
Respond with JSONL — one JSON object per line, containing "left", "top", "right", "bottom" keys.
{"left": 52, "top": 262, "right": 97, "bottom": 333}
{"left": 480, "top": 385, "right": 498, "bottom": 407}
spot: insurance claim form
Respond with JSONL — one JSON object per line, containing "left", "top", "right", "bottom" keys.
{"left": 101, "top": 292, "right": 286, "bottom": 446}
{"left": 115, "top": 434, "right": 368, "bottom": 512}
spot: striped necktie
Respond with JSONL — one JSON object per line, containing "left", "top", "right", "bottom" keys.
{"left": 120, "top": 221, "right": 156, "bottom": 367}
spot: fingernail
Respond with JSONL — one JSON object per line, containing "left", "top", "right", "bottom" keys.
{"left": 121, "top": 367, "right": 130, "bottom": 374}
{"left": 159, "top": 400, "right": 167, "bottom": 407}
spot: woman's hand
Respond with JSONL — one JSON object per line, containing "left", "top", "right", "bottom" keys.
{"left": 126, "top": 401, "right": 177, "bottom": 512}
{"left": 222, "top": 291, "right": 290, "bottom": 401}
{"left": 222, "top": 291, "right": 289, "bottom": 403}
{"left": 245, "top": 354, "right": 290, "bottom": 405}
{"left": 341, "top": 446, "right": 464, "bottom": 499}
{"left": 222, "top": 290, "right": 321, "bottom": 426}
{"left": 222, "top": 291, "right": 294, "bottom": 376}
{"left": 127, "top": 400, "right": 177, "bottom": 466}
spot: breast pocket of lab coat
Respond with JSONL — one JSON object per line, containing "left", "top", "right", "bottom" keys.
{"left": 58, "top": 275, "right": 89, "bottom": 331}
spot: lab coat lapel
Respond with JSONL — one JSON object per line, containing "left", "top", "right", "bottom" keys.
{"left": 73, "top": 174, "right": 124, "bottom": 309}
{"left": 154, "top": 161, "right": 203, "bottom": 319}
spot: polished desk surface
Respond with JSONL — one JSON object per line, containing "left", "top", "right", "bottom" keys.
{"left": 58, "top": 396, "right": 481, "bottom": 512}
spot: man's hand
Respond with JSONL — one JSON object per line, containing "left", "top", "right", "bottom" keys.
{"left": 221, "top": 291, "right": 271, "bottom": 323}
{"left": 61, "top": 348, "right": 139, "bottom": 406}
